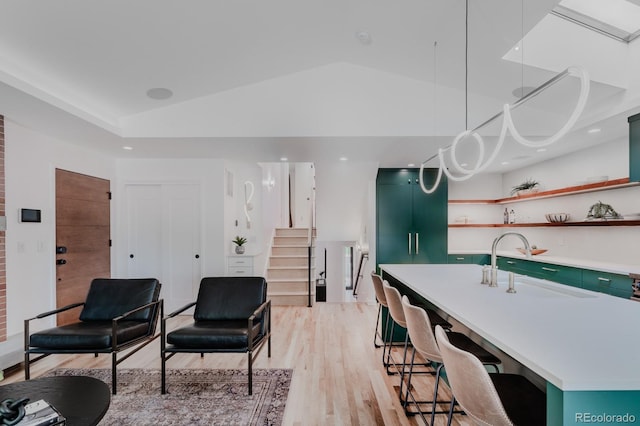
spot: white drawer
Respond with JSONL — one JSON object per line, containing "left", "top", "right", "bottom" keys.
{"left": 227, "top": 256, "right": 253, "bottom": 267}
{"left": 227, "top": 266, "right": 252, "bottom": 276}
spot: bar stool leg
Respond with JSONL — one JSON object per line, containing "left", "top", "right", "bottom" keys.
{"left": 373, "top": 303, "right": 383, "bottom": 348}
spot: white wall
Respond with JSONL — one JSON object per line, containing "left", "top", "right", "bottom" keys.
{"left": 114, "top": 159, "right": 227, "bottom": 278}
{"left": 224, "top": 161, "right": 264, "bottom": 271}
{"left": 3, "top": 120, "right": 116, "bottom": 366}
{"left": 448, "top": 138, "right": 640, "bottom": 265}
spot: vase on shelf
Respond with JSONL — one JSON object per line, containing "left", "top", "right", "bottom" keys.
{"left": 235, "top": 245, "right": 245, "bottom": 255}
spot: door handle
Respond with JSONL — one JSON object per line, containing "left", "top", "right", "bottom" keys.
{"left": 56, "top": 259, "right": 67, "bottom": 265}
{"left": 408, "top": 233, "right": 412, "bottom": 255}
{"left": 129, "top": 254, "right": 134, "bottom": 259}
{"left": 415, "top": 233, "right": 419, "bottom": 255}
{"left": 195, "top": 254, "right": 200, "bottom": 259}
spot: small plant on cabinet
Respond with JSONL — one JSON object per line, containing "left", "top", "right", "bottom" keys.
{"left": 233, "top": 236, "right": 247, "bottom": 254}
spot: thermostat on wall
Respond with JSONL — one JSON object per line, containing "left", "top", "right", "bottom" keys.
{"left": 19, "top": 208, "right": 41, "bottom": 223}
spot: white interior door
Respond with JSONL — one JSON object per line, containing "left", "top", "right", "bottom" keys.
{"left": 126, "top": 185, "right": 162, "bottom": 279}
{"left": 163, "top": 184, "right": 201, "bottom": 312}
{"left": 125, "top": 183, "right": 201, "bottom": 312}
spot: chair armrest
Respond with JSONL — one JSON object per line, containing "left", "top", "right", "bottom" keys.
{"left": 111, "top": 299, "right": 163, "bottom": 349}
{"left": 112, "top": 299, "right": 163, "bottom": 323}
{"left": 24, "top": 302, "right": 85, "bottom": 351}
{"left": 248, "top": 300, "right": 271, "bottom": 348}
{"left": 249, "top": 299, "right": 271, "bottom": 322}
{"left": 164, "top": 301, "right": 197, "bottom": 319}
{"left": 26, "top": 302, "right": 85, "bottom": 321}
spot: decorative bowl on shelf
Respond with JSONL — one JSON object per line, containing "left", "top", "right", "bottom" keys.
{"left": 545, "top": 213, "right": 570, "bottom": 223}
{"left": 517, "top": 248, "right": 548, "bottom": 255}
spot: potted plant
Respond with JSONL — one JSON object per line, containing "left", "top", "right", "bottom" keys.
{"left": 232, "top": 236, "right": 247, "bottom": 254}
{"left": 511, "top": 178, "right": 540, "bottom": 196}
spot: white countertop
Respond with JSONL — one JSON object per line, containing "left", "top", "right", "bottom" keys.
{"left": 449, "top": 249, "right": 640, "bottom": 275}
{"left": 380, "top": 263, "right": 640, "bottom": 391}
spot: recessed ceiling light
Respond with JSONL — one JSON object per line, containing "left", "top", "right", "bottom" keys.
{"left": 356, "top": 31, "right": 372, "bottom": 45}
{"left": 407, "top": 163, "right": 415, "bottom": 167}
{"left": 123, "top": 146, "right": 133, "bottom": 151}
{"left": 588, "top": 128, "right": 601, "bottom": 133}
{"left": 146, "top": 87, "right": 173, "bottom": 100}
{"left": 460, "top": 163, "right": 468, "bottom": 167}
{"left": 501, "top": 161, "right": 510, "bottom": 166}
{"left": 280, "top": 157, "right": 288, "bottom": 162}
{"left": 514, "top": 45, "right": 520, "bottom": 51}
{"left": 339, "top": 157, "right": 348, "bottom": 161}
{"left": 536, "top": 148, "right": 547, "bottom": 152}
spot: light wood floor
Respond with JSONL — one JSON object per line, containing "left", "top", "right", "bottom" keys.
{"left": 5, "top": 302, "right": 473, "bottom": 426}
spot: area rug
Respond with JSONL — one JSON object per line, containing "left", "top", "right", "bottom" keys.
{"left": 46, "top": 368, "right": 292, "bottom": 425}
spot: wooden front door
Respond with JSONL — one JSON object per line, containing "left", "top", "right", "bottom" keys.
{"left": 55, "top": 169, "right": 111, "bottom": 325}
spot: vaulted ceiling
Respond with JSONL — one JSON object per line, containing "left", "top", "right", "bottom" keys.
{"left": 0, "top": 0, "right": 638, "bottom": 170}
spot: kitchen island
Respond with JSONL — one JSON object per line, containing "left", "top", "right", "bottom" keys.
{"left": 381, "top": 263, "right": 640, "bottom": 426}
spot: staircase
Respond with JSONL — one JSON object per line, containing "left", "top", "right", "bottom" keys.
{"left": 267, "top": 228, "right": 315, "bottom": 306}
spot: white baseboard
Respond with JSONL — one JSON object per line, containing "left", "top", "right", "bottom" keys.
{"left": 0, "top": 333, "right": 23, "bottom": 372}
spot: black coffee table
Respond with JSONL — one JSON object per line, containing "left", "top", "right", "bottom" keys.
{"left": 0, "top": 376, "right": 110, "bottom": 426}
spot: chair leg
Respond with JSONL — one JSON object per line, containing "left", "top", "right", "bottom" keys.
{"left": 161, "top": 350, "right": 167, "bottom": 394}
{"left": 248, "top": 352, "right": 253, "bottom": 396}
{"left": 24, "top": 353, "right": 30, "bottom": 380}
{"left": 447, "top": 397, "right": 456, "bottom": 426}
{"left": 397, "top": 332, "right": 410, "bottom": 402}
{"left": 384, "top": 321, "right": 396, "bottom": 374}
{"left": 111, "top": 352, "right": 117, "bottom": 395}
{"left": 373, "top": 304, "right": 382, "bottom": 348}
{"left": 431, "top": 363, "right": 444, "bottom": 426}
{"left": 382, "top": 309, "right": 392, "bottom": 367}
{"left": 402, "top": 347, "right": 417, "bottom": 411}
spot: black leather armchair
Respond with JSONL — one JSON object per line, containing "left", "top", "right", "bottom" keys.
{"left": 24, "top": 278, "right": 162, "bottom": 394}
{"left": 161, "top": 276, "right": 271, "bottom": 395}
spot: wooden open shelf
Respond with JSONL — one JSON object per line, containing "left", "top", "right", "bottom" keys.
{"left": 449, "top": 220, "right": 640, "bottom": 228}
{"left": 449, "top": 178, "right": 640, "bottom": 205}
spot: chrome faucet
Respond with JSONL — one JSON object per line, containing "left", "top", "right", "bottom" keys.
{"left": 489, "top": 232, "right": 531, "bottom": 287}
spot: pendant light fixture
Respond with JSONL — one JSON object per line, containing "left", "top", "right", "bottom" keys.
{"left": 418, "top": 0, "right": 591, "bottom": 194}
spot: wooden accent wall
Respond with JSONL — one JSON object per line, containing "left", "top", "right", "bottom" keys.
{"left": 0, "top": 115, "right": 5, "bottom": 342}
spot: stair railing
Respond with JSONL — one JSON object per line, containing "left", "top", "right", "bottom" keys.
{"left": 306, "top": 196, "right": 315, "bottom": 307}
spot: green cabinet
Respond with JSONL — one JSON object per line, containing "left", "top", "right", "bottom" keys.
{"left": 376, "top": 168, "right": 447, "bottom": 265}
{"left": 629, "top": 113, "right": 640, "bottom": 182}
{"left": 497, "top": 255, "right": 633, "bottom": 298}
{"left": 582, "top": 269, "right": 633, "bottom": 298}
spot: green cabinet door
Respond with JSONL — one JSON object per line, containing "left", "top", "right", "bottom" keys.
{"left": 376, "top": 168, "right": 447, "bottom": 265}
{"left": 412, "top": 168, "right": 448, "bottom": 263}
{"left": 377, "top": 181, "right": 413, "bottom": 264}
{"left": 582, "top": 269, "right": 633, "bottom": 298}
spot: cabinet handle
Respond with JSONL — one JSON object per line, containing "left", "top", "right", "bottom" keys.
{"left": 415, "top": 233, "right": 419, "bottom": 255}
{"left": 507, "top": 261, "right": 516, "bottom": 265}
{"left": 408, "top": 233, "right": 412, "bottom": 255}
{"left": 541, "top": 267, "right": 557, "bottom": 272}
{"left": 456, "top": 257, "right": 465, "bottom": 261}
{"left": 597, "top": 277, "right": 611, "bottom": 283}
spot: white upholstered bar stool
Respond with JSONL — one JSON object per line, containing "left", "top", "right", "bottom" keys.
{"left": 370, "top": 272, "right": 389, "bottom": 349}
{"left": 382, "top": 281, "right": 413, "bottom": 399}
{"left": 401, "top": 296, "right": 501, "bottom": 423}
{"left": 435, "top": 325, "right": 546, "bottom": 426}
